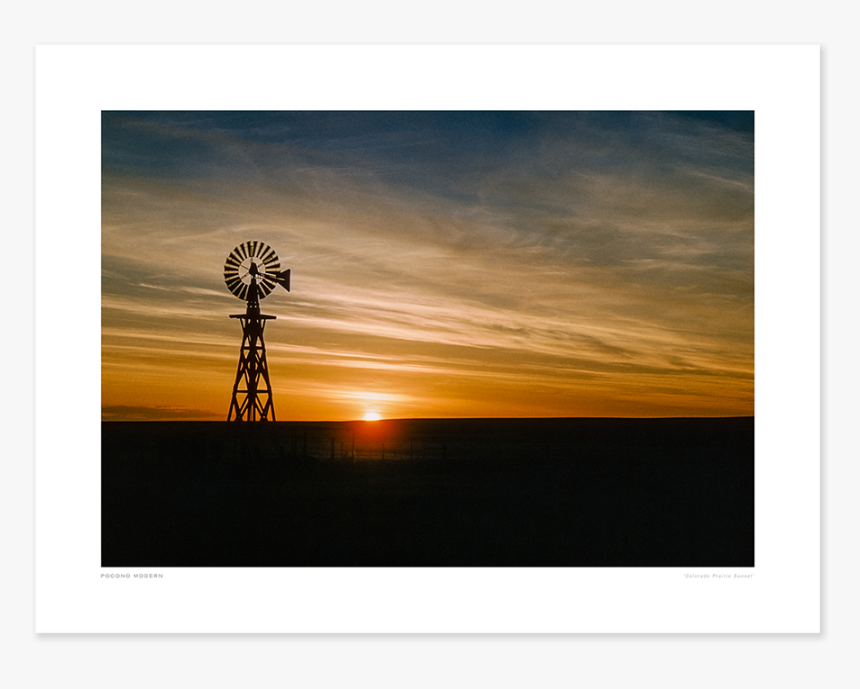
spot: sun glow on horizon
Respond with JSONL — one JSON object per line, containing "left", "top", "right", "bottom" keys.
{"left": 364, "top": 411, "right": 382, "bottom": 421}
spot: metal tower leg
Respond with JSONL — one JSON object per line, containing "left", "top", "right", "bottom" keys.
{"left": 228, "top": 311, "right": 277, "bottom": 421}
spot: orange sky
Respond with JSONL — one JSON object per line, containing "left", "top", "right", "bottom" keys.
{"left": 102, "top": 111, "right": 754, "bottom": 421}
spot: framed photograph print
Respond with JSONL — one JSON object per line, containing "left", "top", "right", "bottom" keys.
{"left": 35, "top": 45, "right": 819, "bottom": 633}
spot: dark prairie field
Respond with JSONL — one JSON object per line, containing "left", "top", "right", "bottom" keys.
{"left": 102, "top": 417, "right": 754, "bottom": 567}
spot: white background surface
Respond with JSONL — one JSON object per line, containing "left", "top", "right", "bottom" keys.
{"left": 35, "top": 44, "right": 817, "bottom": 634}
{"left": 4, "top": 1, "right": 852, "bottom": 687}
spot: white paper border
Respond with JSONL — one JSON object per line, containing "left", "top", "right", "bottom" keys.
{"left": 35, "top": 45, "right": 819, "bottom": 633}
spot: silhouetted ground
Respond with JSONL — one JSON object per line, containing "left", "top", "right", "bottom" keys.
{"left": 102, "top": 417, "right": 754, "bottom": 567}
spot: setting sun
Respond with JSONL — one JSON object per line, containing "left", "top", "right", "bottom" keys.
{"left": 364, "top": 412, "right": 381, "bottom": 421}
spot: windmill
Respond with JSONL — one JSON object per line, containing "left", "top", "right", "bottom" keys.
{"left": 223, "top": 241, "right": 290, "bottom": 421}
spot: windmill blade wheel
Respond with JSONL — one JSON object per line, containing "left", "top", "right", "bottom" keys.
{"left": 223, "top": 240, "right": 284, "bottom": 301}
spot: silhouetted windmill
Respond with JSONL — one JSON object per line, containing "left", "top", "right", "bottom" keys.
{"left": 223, "top": 241, "right": 290, "bottom": 421}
